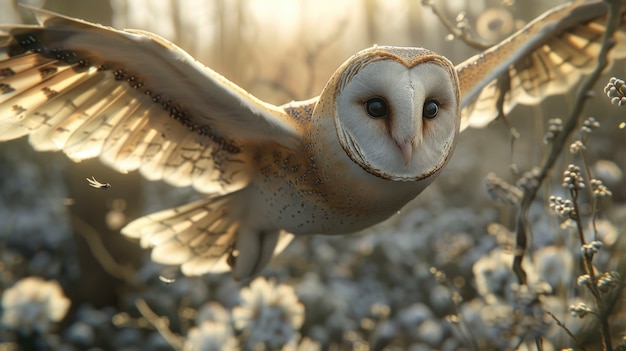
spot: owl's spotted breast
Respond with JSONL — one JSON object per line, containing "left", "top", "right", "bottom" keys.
{"left": 251, "top": 141, "right": 430, "bottom": 235}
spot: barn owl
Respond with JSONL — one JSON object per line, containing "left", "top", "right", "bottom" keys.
{"left": 1, "top": 2, "right": 625, "bottom": 280}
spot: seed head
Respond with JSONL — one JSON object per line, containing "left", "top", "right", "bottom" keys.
{"left": 562, "top": 164, "right": 585, "bottom": 190}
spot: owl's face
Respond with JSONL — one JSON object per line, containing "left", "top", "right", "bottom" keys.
{"left": 330, "top": 46, "right": 460, "bottom": 181}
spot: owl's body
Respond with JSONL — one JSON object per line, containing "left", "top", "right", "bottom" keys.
{"left": 255, "top": 98, "right": 442, "bottom": 235}
{"left": 148, "top": 48, "right": 459, "bottom": 277}
{"left": 268, "top": 49, "right": 458, "bottom": 235}
{"left": 1, "top": 1, "right": 625, "bottom": 279}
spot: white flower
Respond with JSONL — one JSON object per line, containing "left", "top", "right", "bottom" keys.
{"left": 532, "top": 245, "right": 574, "bottom": 291}
{"left": 183, "top": 321, "right": 238, "bottom": 351}
{"left": 593, "top": 219, "right": 618, "bottom": 246}
{"left": 281, "top": 336, "right": 322, "bottom": 351}
{"left": 233, "top": 277, "right": 305, "bottom": 350}
{"left": 196, "top": 302, "right": 231, "bottom": 325}
{"left": 1, "top": 277, "right": 70, "bottom": 334}
{"left": 415, "top": 319, "right": 444, "bottom": 346}
{"left": 397, "top": 303, "right": 433, "bottom": 330}
{"left": 472, "top": 248, "right": 537, "bottom": 304}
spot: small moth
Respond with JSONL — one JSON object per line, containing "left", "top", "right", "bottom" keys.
{"left": 86, "top": 176, "right": 111, "bottom": 189}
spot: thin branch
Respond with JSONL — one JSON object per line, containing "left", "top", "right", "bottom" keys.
{"left": 495, "top": 74, "right": 522, "bottom": 141}
{"left": 569, "top": 130, "right": 602, "bottom": 240}
{"left": 546, "top": 311, "right": 586, "bottom": 351}
{"left": 577, "top": 146, "right": 601, "bottom": 240}
{"left": 569, "top": 189, "right": 604, "bottom": 306}
{"left": 512, "top": 0, "right": 621, "bottom": 284}
{"left": 70, "top": 213, "right": 137, "bottom": 286}
{"left": 421, "top": 0, "right": 492, "bottom": 50}
{"left": 135, "top": 298, "right": 184, "bottom": 351}
{"left": 512, "top": 1, "right": 622, "bottom": 349}
{"left": 254, "top": 76, "right": 300, "bottom": 101}
{"left": 302, "top": 18, "right": 348, "bottom": 97}
{"left": 430, "top": 268, "right": 479, "bottom": 351}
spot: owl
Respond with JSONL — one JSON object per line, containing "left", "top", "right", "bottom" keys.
{"left": 1, "top": 2, "right": 625, "bottom": 280}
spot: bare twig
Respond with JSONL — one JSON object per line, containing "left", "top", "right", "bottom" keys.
{"left": 256, "top": 17, "right": 348, "bottom": 101}
{"left": 430, "top": 267, "right": 479, "bottom": 351}
{"left": 546, "top": 311, "right": 586, "bottom": 351}
{"left": 569, "top": 189, "right": 604, "bottom": 300}
{"left": 254, "top": 76, "right": 300, "bottom": 101}
{"left": 302, "top": 18, "right": 348, "bottom": 97}
{"left": 70, "top": 213, "right": 137, "bottom": 286}
{"left": 421, "top": 0, "right": 492, "bottom": 50}
{"left": 135, "top": 298, "right": 184, "bottom": 351}
{"left": 511, "top": 1, "right": 622, "bottom": 349}
{"left": 576, "top": 144, "right": 601, "bottom": 240}
{"left": 512, "top": 0, "right": 620, "bottom": 283}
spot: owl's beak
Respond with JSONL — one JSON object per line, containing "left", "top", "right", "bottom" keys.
{"left": 396, "top": 139, "right": 413, "bottom": 165}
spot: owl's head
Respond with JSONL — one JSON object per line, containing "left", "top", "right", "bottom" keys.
{"left": 319, "top": 46, "right": 460, "bottom": 182}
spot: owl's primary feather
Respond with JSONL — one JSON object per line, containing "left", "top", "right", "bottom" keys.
{"left": 0, "top": 1, "right": 625, "bottom": 279}
{"left": 458, "top": 1, "right": 626, "bottom": 129}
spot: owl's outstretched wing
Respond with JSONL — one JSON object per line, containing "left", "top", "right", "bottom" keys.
{"left": 0, "top": 7, "right": 301, "bottom": 194}
{"left": 457, "top": 1, "right": 626, "bottom": 131}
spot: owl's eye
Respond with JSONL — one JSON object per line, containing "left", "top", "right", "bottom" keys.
{"left": 423, "top": 100, "right": 439, "bottom": 119}
{"left": 365, "top": 97, "right": 389, "bottom": 119}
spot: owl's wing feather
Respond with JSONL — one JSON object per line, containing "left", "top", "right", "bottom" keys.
{"left": 122, "top": 191, "right": 294, "bottom": 277}
{"left": 0, "top": 7, "right": 301, "bottom": 194}
{"left": 122, "top": 194, "right": 240, "bottom": 275}
{"left": 457, "top": 1, "right": 626, "bottom": 131}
